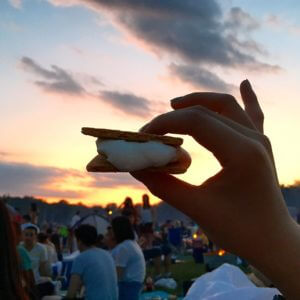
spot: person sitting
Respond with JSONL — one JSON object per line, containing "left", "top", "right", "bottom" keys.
{"left": 47, "top": 227, "right": 62, "bottom": 261}
{"left": 95, "top": 233, "right": 108, "bottom": 249}
{"left": 109, "top": 216, "right": 146, "bottom": 300}
{"left": 20, "top": 224, "right": 54, "bottom": 299}
{"left": 38, "top": 232, "right": 58, "bottom": 276}
{"left": 13, "top": 219, "right": 36, "bottom": 299}
{"left": 65, "top": 224, "right": 118, "bottom": 300}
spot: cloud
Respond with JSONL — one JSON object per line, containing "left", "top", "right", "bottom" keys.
{"left": 76, "top": 73, "right": 104, "bottom": 88}
{"left": 225, "top": 7, "right": 259, "bottom": 33}
{"left": 0, "top": 161, "right": 139, "bottom": 199}
{"left": 103, "top": 1, "right": 254, "bottom": 67}
{"left": 20, "top": 56, "right": 85, "bottom": 96}
{"left": 169, "top": 63, "right": 235, "bottom": 92}
{"left": 0, "top": 161, "right": 67, "bottom": 194}
{"left": 0, "top": 152, "right": 10, "bottom": 157}
{"left": 19, "top": 56, "right": 155, "bottom": 117}
{"left": 46, "top": 0, "right": 281, "bottom": 95}
{"left": 47, "top": 0, "right": 277, "bottom": 71}
{"left": 8, "top": 0, "right": 22, "bottom": 9}
{"left": 266, "top": 14, "right": 300, "bottom": 36}
{"left": 99, "top": 90, "right": 152, "bottom": 117}
{"left": 223, "top": 7, "right": 269, "bottom": 58}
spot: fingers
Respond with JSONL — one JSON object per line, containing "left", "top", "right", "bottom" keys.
{"left": 131, "top": 171, "right": 197, "bottom": 210}
{"left": 189, "top": 106, "right": 265, "bottom": 146}
{"left": 131, "top": 171, "right": 210, "bottom": 221}
{"left": 169, "top": 81, "right": 265, "bottom": 134}
{"left": 171, "top": 92, "right": 256, "bottom": 130}
{"left": 240, "top": 80, "right": 264, "bottom": 133}
{"left": 141, "top": 107, "right": 250, "bottom": 166}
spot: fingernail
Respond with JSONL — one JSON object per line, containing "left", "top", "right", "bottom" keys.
{"left": 139, "top": 123, "right": 149, "bottom": 132}
{"left": 245, "top": 79, "right": 252, "bottom": 89}
{"left": 170, "top": 96, "right": 183, "bottom": 104}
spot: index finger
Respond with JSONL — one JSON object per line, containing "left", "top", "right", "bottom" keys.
{"left": 141, "top": 107, "right": 251, "bottom": 167}
{"left": 240, "top": 80, "right": 264, "bottom": 133}
{"left": 171, "top": 92, "right": 256, "bottom": 130}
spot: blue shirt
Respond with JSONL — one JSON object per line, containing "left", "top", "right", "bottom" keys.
{"left": 17, "top": 245, "right": 32, "bottom": 271}
{"left": 71, "top": 247, "right": 118, "bottom": 300}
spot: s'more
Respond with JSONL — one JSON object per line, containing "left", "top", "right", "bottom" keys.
{"left": 82, "top": 128, "right": 191, "bottom": 174}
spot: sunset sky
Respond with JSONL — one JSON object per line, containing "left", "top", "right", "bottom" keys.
{"left": 1, "top": 0, "right": 300, "bottom": 207}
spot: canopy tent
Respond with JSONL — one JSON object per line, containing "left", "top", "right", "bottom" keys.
{"left": 6, "top": 204, "right": 22, "bottom": 223}
{"left": 71, "top": 213, "right": 110, "bottom": 235}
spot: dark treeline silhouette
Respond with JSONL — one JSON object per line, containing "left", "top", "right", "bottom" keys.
{"left": 2, "top": 185, "right": 299, "bottom": 225}
{"left": 1, "top": 195, "right": 192, "bottom": 225}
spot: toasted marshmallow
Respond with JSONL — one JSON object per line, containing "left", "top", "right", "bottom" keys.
{"left": 96, "top": 139, "right": 178, "bottom": 172}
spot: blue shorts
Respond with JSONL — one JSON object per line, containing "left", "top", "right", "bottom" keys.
{"left": 118, "top": 281, "right": 143, "bottom": 300}
{"left": 161, "top": 244, "right": 172, "bottom": 256}
{"left": 143, "top": 247, "right": 162, "bottom": 261}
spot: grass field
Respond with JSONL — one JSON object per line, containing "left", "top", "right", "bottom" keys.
{"left": 144, "top": 254, "right": 250, "bottom": 297}
{"left": 145, "top": 255, "right": 207, "bottom": 297}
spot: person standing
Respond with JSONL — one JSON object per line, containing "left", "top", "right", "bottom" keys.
{"left": 140, "top": 194, "right": 155, "bottom": 231}
{"left": 29, "top": 203, "right": 39, "bottom": 225}
{"left": 120, "top": 197, "right": 139, "bottom": 225}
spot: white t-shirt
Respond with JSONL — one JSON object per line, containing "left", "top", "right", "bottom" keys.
{"left": 46, "top": 243, "right": 58, "bottom": 264}
{"left": 21, "top": 242, "right": 48, "bottom": 283}
{"left": 141, "top": 208, "right": 153, "bottom": 224}
{"left": 111, "top": 240, "right": 145, "bottom": 283}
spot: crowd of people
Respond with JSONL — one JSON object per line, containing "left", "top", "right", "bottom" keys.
{"left": 1, "top": 193, "right": 196, "bottom": 300}
{"left": 2, "top": 82, "right": 300, "bottom": 299}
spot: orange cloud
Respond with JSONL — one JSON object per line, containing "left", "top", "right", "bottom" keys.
{"left": 0, "top": 160, "right": 143, "bottom": 205}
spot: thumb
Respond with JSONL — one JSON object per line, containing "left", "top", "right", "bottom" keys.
{"left": 131, "top": 171, "right": 196, "bottom": 209}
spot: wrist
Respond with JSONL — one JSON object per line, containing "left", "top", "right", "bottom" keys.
{"left": 249, "top": 218, "right": 300, "bottom": 299}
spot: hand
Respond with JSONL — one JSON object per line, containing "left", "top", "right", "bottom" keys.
{"left": 132, "top": 80, "right": 300, "bottom": 298}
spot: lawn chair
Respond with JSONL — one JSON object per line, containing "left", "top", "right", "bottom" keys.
{"left": 60, "top": 259, "right": 73, "bottom": 289}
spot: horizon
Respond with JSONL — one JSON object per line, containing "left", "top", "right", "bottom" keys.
{"left": 1, "top": 0, "right": 300, "bottom": 206}
{"left": 3, "top": 178, "right": 300, "bottom": 209}
{"left": 2, "top": 194, "right": 161, "bottom": 209}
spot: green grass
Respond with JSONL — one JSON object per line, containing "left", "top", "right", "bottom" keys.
{"left": 144, "top": 254, "right": 251, "bottom": 297}
{"left": 145, "top": 255, "right": 206, "bottom": 296}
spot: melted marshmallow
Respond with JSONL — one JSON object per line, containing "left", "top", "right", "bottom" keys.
{"left": 96, "top": 139, "right": 177, "bottom": 171}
